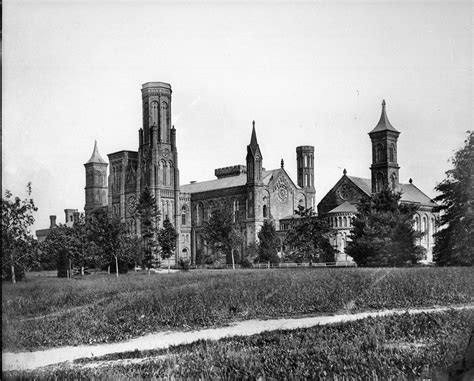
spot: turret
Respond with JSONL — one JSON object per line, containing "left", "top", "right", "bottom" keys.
{"left": 369, "top": 100, "right": 401, "bottom": 193}
{"left": 246, "top": 121, "right": 263, "bottom": 186}
{"left": 296, "top": 145, "right": 316, "bottom": 209}
{"left": 84, "top": 141, "right": 108, "bottom": 215}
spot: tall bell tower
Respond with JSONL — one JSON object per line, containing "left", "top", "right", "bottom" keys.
{"left": 137, "top": 82, "right": 181, "bottom": 262}
{"left": 369, "top": 100, "right": 401, "bottom": 193}
{"left": 296, "top": 145, "right": 316, "bottom": 209}
{"left": 84, "top": 141, "right": 108, "bottom": 215}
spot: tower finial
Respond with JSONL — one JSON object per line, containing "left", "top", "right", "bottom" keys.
{"left": 343, "top": 168, "right": 347, "bottom": 175}
{"left": 382, "top": 99, "right": 386, "bottom": 107}
{"left": 281, "top": 158, "right": 284, "bottom": 168}
{"left": 249, "top": 121, "right": 258, "bottom": 147}
{"left": 409, "top": 178, "right": 413, "bottom": 184}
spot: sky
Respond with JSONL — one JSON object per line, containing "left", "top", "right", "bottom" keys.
{"left": 3, "top": 0, "right": 472, "bottom": 235}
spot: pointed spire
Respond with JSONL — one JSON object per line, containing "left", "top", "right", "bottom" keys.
{"left": 86, "top": 140, "right": 107, "bottom": 164}
{"left": 369, "top": 99, "right": 399, "bottom": 134}
{"left": 250, "top": 120, "right": 258, "bottom": 147}
{"left": 281, "top": 158, "right": 284, "bottom": 168}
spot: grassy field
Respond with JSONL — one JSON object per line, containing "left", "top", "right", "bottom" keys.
{"left": 5, "top": 309, "right": 472, "bottom": 379}
{"left": 2, "top": 267, "right": 473, "bottom": 352}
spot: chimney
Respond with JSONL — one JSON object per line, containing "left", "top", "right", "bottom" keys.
{"left": 49, "top": 215, "right": 57, "bottom": 228}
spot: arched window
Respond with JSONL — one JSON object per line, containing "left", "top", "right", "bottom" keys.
{"left": 160, "top": 101, "right": 168, "bottom": 141}
{"left": 390, "top": 173, "right": 397, "bottom": 190}
{"left": 389, "top": 144, "right": 395, "bottom": 162}
{"left": 263, "top": 204, "right": 268, "bottom": 218}
{"left": 431, "top": 217, "right": 436, "bottom": 235}
{"left": 376, "top": 173, "right": 384, "bottom": 192}
{"left": 423, "top": 216, "right": 428, "bottom": 234}
{"left": 343, "top": 216, "right": 347, "bottom": 227}
{"left": 376, "top": 144, "right": 384, "bottom": 163}
{"left": 305, "top": 174, "right": 309, "bottom": 187}
{"left": 161, "top": 160, "right": 167, "bottom": 186}
{"left": 414, "top": 215, "right": 419, "bottom": 231}
{"left": 151, "top": 101, "right": 158, "bottom": 126}
{"left": 168, "top": 161, "right": 174, "bottom": 187}
{"left": 181, "top": 206, "right": 187, "bottom": 226}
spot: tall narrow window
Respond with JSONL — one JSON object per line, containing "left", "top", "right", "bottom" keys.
{"left": 161, "top": 101, "right": 168, "bottom": 141}
{"left": 151, "top": 101, "right": 158, "bottom": 126}
{"left": 263, "top": 204, "right": 268, "bottom": 218}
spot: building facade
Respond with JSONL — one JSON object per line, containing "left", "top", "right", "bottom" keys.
{"left": 317, "top": 100, "right": 438, "bottom": 262}
{"left": 84, "top": 82, "right": 316, "bottom": 265}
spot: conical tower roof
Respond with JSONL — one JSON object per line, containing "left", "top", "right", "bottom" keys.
{"left": 247, "top": 120, "right": 261, "bottom": 156}
{"left": 85, "top": 140, "right": 107, "bottom": 164}
{"left": 369, "top": 99, "right": 399, "bottom": 134}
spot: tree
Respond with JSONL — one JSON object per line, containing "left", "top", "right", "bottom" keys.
{"left": 256, "top": 219, "right": 280, "bottom": 264}
{"left": 157, "top": 218, "right": 178, "bottom": 272}
{"left": 433, "top": 131, "right": 473, "bottom": 266}
{"left": 69, "top": 214, "right": 97, "bottom": 275}
{"left": 41, "top": 225, "right": 74, "bottom": 278}
{"left": 346, "top": 188, "right": 425, "bottom": 267}
{"left": 88, "top": 208, "right": 135, "bottom": 277}
{"left": 2, "top": 183, "right": 39, "bottom": 283}
{"left": 284, "top": 206, "right": 335, "bottom": 265}
{"left": 137, "top": 187, "right": 160, "bottom": 271}
{"left": 202, "top": 208, "right": 241, "bottom": 269}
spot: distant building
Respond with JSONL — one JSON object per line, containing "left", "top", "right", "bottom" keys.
{"left": 35, "top": 209, "right": 78, "bottom": 242}
{"left": 84, "top": 82, "right": 316, "bottom": 265}
{"left": 318, "top": 100, "right": 438, "bottom": 262}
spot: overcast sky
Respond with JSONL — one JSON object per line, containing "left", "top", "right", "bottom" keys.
{"left": 3, "top": 0, "right": 472, "bottom": 234}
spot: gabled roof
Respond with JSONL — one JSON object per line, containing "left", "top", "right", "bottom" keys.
{"left": 180, "top": 168, "right": 282, "bottom": 194}
{"left": 347, "top": 176, "right": 372, "bottom": 196}
{"left": 399, "top": 183, "right": 436, "bottom": 206}
{"left": 328, "top": 201, "right": 358, "bottom": 214}
{"left": 85, "top": 141, "right": 107, "bottom": 164}
{"left": 369, "top": 100, "right": 399, "bottom": 134}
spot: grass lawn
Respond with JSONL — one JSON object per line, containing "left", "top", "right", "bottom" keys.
{"left": 4, "top": 309, "right": 473, "bottom": 379}
{"left": 2, "top": 267, "right": 473, "bottom": 352}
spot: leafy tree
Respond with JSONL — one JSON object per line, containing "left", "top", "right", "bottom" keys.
{"left": 433, "top": 131, "right": 473, "bottom": 266}
{"left": 157, "top": 218, "right": 178, "bottom": 272}
{"left": 346, "top": 188, "right": 425, "bottom": 267}
{"left": 202, "top": 208, "right": 241, "bottom": 269}
{"left": 88, "top": 208, "right": 136, "bottom": 277}
{"left": 41, "top": 225, "right": 74, "bottom": 278}
{"left": 284, "top": 206, "right": 335, "bottom": 265}
{"left": 256, "top": 219, "right": 280, "bottom": 264}
{"left": 69, "top": 214, "right": 97, "bottom": 275}
{"left": 137, "top": 187, "right": 160, "bottom": 270}
{"left": 2, "top": 183, "right": 39, "bottom": 283}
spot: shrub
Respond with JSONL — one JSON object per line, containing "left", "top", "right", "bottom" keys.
{"left": 179, "top": 258, "right": 190, "bottom": 271}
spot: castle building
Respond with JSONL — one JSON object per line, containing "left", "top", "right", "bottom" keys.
{"left": 317, "top": 100, "right": 438, "bottom": 262}
{"left": 85, "top": 82, "right": 316, "bottom": 265}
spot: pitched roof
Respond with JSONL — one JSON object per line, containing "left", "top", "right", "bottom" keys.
{"left": 345, "top": 175, "right": 435, "bottom": 206}
{"left": 369, "top": 99, "right": 400, "bottom": 134}
{"left": 328, "top": 201, "right": 359, "bottom": 214}
{"left": 85, "top": 140, "right": 107, "bottom": 164}
{"left": 180, "top": 168, "right": 281, "bottom": 194}
{"left": 347, "top": 176, "right": 372, "bottom": 196}
{"left": 399, "top": 183, "right": 436, "bottom": 206}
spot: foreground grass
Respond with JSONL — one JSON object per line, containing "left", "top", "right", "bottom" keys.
{"left": 2, "top": 267, "right": 473, "bottom": 351}
{"left": 5, "top": 309, "right": 472, "bottom": 379}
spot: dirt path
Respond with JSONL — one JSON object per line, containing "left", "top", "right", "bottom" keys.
{"left": 3, "top": 304, "right": 473, "bottom": 372}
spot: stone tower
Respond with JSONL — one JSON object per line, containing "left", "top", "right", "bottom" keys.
{"left": 296, "top": 145, "right": 316, "bottom": 209}
{"left": 245, "top": 121, "right": 264, "bottom": 244}
{"left": 84, "top": 141, "right": 108, "bottom": 215}
{"left": 137, "top": 82, "right": 180, "bottom": 261}
{"left": 369, "top": 100, "right": 401, "bottom": 193}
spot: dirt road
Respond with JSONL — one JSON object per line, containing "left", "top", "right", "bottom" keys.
{"left": 3, "top": 304, "right": 473, "bottom": 372}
